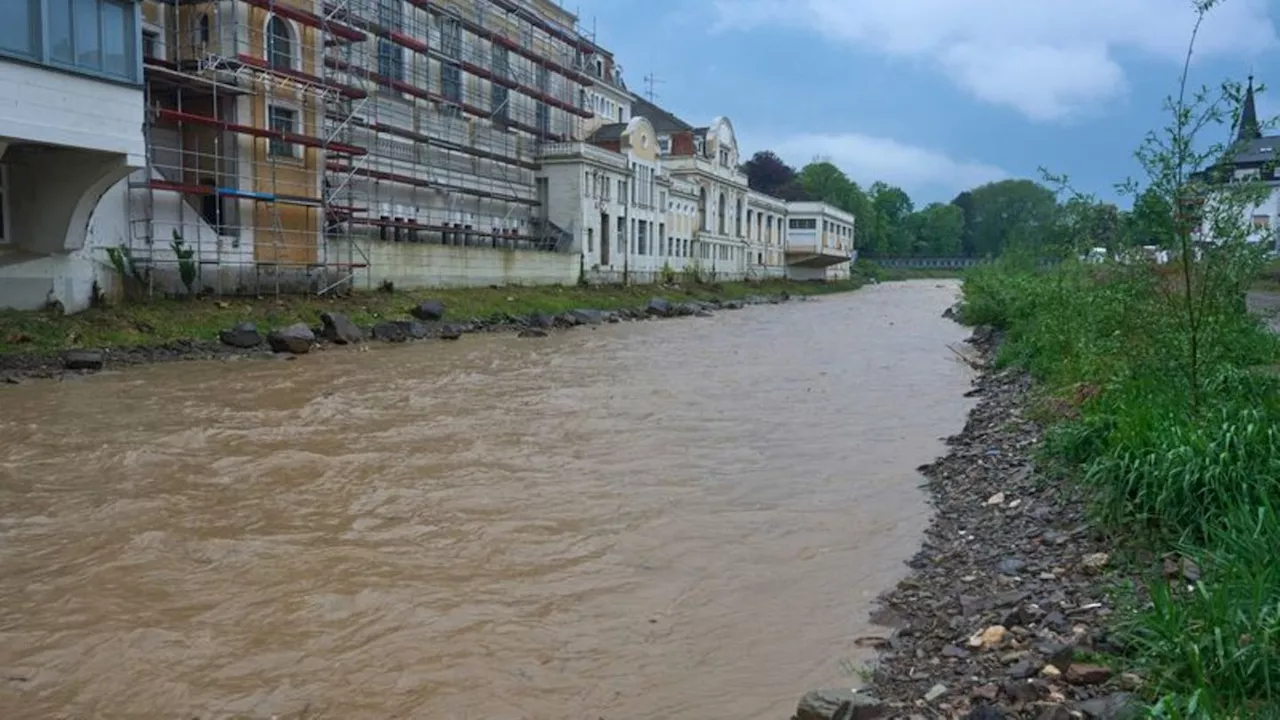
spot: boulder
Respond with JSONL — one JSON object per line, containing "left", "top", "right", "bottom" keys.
{"left": 569, "top": 308, "right": 604, "bottom": 325}
{"left": 410, "top": 299, "right": 446, "bottom": 321}
{"left": 267, "top": 323, "right": 315, "bottom": 354}
{"left": 646, "top": 297, "right": 673, "bottom": 317}
{"left": 63, "top": 349, "right": 104, "bottom": 371}
{"left": 219, "top": 322, "right": 262, "bottom": 348}
{"left": 796, "top": 688, "right": 885, "bottom": 720}
{"left": 392, "top": 320, "right": 429, "bottom": 339}
{"left": 722, "top": 299, "right": 745, "bottom": 310}
{"left": 438, "top": 324, "right": 463, "bottom": 340}
{"left": 526, "top": 311, "right": 555, "bottom": 329}
{"left": 319, "top": 312, "right": 363, "bottom": 345}
{"left": 371, "top": 322, "right": 408, "bottom": 343}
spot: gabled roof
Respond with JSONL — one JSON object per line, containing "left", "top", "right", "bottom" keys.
{"left": 630, "top": 96, "right": 693, "bottom": 133}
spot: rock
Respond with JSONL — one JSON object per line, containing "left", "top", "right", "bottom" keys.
{"left": 392, "top": 320, "right": 428, "bottom": 339}
{"left": 1077, "top": 693, "right": 1140, "bottom": 719}
{"left": 410, "top": 299, "right": 446, "bottom": 321}
{"left": 1002, "top": 681, "right": 1044, "bottom": 703}
{"left": 1117, "top": 672, "right": 1142, "bottom": 691}
{"left": 266, "top": 323, "right": 315, "bottom": 354}
{"left": 438, "top": 325, "right": 463, "bottom": 341}
{"left": 518, "top": 329, "right": 548, "bottom": 338}
{"left": 795, "top": 688, "right": 884, "bottom": 720}
{"left": 63, "top": 349, "right": 104, "bottom": 371}
{"left": 646, "top": 297, "right": 672, "bottom": 317}
{"left": 965, "top": 707, "right": 1006, "bottom": 720}
{"left": 969, "top": 625, "right": 1007, "bottom": 649}
{"left": 923, "top": 683, "right": 947, "bottom": 702}
{"left": 219, "top": 322, "right": 262, "bottom": 348}
{"left": 997, "top": 557, "right": 1027, "bottom": 575}
{"left": 569, "top": 308, "right": 604, "bottom": 325}
{"left": 672, "top": 302, "right": 700, "bottom": 317}
{"left": 941, "top": 645, "right": 971, "bottom": 659}
{"left": 1040, "top": 665, "right": 1062, "bottom": 678}
{"left": 1081, "top": 552, "right": 1110, "bottom": 570}
{"left": 1064, "top": 663, "right": 1112, "bottom": 685}
{"left": 526, "top": 311, "right": 555, "bottom": 329}
{"left": 1043, "top": 643, "right": 1075, "bottom": 671}
{"left": 371, "top": 322, "right": 408, "bottom": 343}
{"left": 722, "top": 299, "right": 745, "bottom": 310}
{"left": 986, "top": 492, "right": 1006, "bottom": 506}
{"left": 1008, "top": 659, "right": 1042, "bottom": 679}
{"left": 319, "top": 312, "right": 363, "bottom": 344}
{"left": 972, "top": 684, "right": 1000, "bottom": 702}
{"left": 1036, "top": 705, "right": 1073, "bottom": 720}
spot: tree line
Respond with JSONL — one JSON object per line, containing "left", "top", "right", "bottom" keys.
{"left": 742, "top": 150, "right": 1175, "bottom": 258}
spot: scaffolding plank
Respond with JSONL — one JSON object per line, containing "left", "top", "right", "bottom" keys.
{"left": 238, "top": 0, "right": 367, "bottom": 42}
{"left": 235, "top": 54, "right": 368, "bottom": 99}
{"left": 327, "top": 162, "right": 540, "bottom": 206}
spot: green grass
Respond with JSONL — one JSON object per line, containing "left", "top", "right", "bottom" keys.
{"left": 0, "top": 278, "right": 862, "bottom": 356}
{"left": 960, "top": 257, "right": 1280, "bottom": 718}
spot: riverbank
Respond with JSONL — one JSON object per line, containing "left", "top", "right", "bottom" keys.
{"left": 792, "top": 325, "right": 1138, "bottom": 720}
{"left": 0, "top": 278, "right": 861, "bottom": 384}
{"left": 791, "top": 258, "right": 1280, "bottom": 720}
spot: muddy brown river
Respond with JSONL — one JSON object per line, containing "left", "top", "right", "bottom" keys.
{"left": 0, "top": 280, "right": 973, "bottom": 719}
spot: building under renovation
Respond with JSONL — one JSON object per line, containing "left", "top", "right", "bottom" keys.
{"left": 0, "top": 0, "right": 856, "bottom": 311}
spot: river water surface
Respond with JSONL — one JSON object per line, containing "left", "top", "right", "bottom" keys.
{"left": 0, "top": 280, "right": 973, "bottom": 719}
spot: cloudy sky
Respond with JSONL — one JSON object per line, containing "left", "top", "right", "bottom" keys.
{"left": 566, "top": 0, "right": 1280, "bottom": 205}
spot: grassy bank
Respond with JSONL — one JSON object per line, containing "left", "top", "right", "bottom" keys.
{"left": 961, "top": 258, "right": 1280, "bottom": 717}
{"left": 0, "top": 277, "right": 863, "bottom": 356}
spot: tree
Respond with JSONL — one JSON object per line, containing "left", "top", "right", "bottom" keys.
{"left": 963, "top": 179, "right": 1059, "bottom": 257}
{"left": 868, "top": 182, "right": 914, "bottom": 256}
{"left": 742, "top": 151, "right": 810, "bottom": 200}
{"left": 908, "top": 202, "right": 965, "bottom": 256}
{"left": 950, "top": 190, "right": 978, "bottom": 256}
{"left": 795, "top": 160, "right": 873, "bottom": 247}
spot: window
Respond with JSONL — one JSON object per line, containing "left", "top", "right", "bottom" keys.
{"left": 717, "top": 193, "right": 726, "bottom": 233}
{"left": 442, "top": 64, "right": 461, "bottom": 103}
{"left": 537, "top": 64, "right": 550, "bottom": 92}
{"left": 586, "top": 227, "right": 594, "bottom": 253}
{"left": 658, "top": 136, "right": 670, "bottom": 154}
{"left": 535, "top": 101, "right": 550, "bottom": 134}
{"left": 198, "top": 13, "right": 209, "bottom": 43}
{"left": 440, "top": 16, "right": 462, "bottom": 59}
{"left": 266, "top": 15, "right": 294, "bottom": 69}
{"left": 377, "top": 40, "right": 403, "bottom": 82}
{"left": 268, "top": 105, "right": 299, "bottom": 157}
{"left": 25, "top": 0, "right": 136, "bottom": 81}
{"left": 789, "top": 218, "right": 817, "bottom": 230}
{"left": 142, "top": 29, "right": 158, "bottom": 59}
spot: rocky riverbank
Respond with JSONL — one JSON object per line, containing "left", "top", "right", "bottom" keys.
{"left": 792, "top": 326, "right": 1144, "bottom": 720}
{"left": 0, "top": 292, "right": 796, "bottom": 386}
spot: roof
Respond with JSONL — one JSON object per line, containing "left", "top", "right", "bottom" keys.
{"left": 630, "top": 96, "right": 693, "bottom": 133}
{"left": 587, "top": 123, "right": 627, "bottom": 142}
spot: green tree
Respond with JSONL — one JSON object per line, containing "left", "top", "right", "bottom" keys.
{"left": 964, "top": 179, "right": 1059, "bottom": 257}
{"left": 868, "top": 182, "right": 914, "bottom": 256}
{"left": 907, "top": 202, "right": 965, "bottom": 256}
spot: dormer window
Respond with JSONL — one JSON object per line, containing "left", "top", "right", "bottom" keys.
{"left": 595, "top": 58, "right": 604, "bottom": 78}
{"left": 658, "top": 136, "right": 671, "bottom": 154}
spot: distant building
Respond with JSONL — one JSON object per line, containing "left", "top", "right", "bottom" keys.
{"left": 782, "top": 202, "right": 855, "bottom": 280}
{"left": 1194, "top": 76, "right": 1280, "bottom": 250}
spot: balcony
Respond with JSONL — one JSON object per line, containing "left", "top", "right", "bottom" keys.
{"left": 785, "top": 232, "right": 852, "bottom": 268}
{"left": 538, "top": 141, "right": 627, "bottom": 169}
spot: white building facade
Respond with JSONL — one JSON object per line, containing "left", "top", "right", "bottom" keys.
{"left": 0, "top": 0, "right": 147, "bottom": 311}
{"left": 784, "top": 201, "right": 856, "bottom": 281}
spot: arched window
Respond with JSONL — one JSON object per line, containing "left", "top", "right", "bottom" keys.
{"left": 266, "top": 16, "right": 295, "bottom": 70}
{"left": 717, "top": 193, "right": 726, "bottom": 235}
{"left": 735, "top": 196, "right": 743, "bottom": 237}
{"left": 698, "top": 187, "right": 708, "bottom": 231}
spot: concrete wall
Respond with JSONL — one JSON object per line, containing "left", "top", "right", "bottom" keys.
{"left": 0, "top": 61, "right": 145, "bottom": 163}
{"left": 333, "top": 239, "right": 579, "bottom": 289}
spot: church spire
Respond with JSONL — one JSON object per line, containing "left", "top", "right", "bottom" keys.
{"left": 1237, "top": 74, "right": 1261, "bottom": 142}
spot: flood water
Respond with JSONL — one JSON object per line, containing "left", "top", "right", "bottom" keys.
{"left": 0, "top": 280, "right": 973, "bottom": 720}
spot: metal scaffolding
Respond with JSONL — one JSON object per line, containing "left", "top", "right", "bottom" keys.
{"left": 130, "top": 0, "right": 597, "bottom": 296}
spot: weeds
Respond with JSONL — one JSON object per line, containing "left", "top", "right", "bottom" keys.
{"left": 958, "top": 1, "right": 1280, "bottom": 715}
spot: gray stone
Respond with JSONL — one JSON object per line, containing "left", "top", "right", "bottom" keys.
{"left": 392, "top": 320, "right": 428, "bottom": 339}
{"left": 672, "top": 302, "right": 700, "bottom": 317}
{"left": 1008, "top": 659, "right": 1042, "bottom": 679}
{"left": 924, "top": 683, "right": 947, "bottom": 702}
{"left": 266, "top": 323, "right": 315, "bottom": 354}
{"left": 218, "top": 322, "right": 262, "bottom": 348}
{"left": 63, "top": 349, "right": 104, "bottom": 371}
{"left": 410, "top": 299, "right": 446, "bottom": 321}
{"left": 319, "top": 312, "right": 363, "bottom": 345}
{"left": 1078, "top": 693, "right": 1141, "bottom": 719}
{"left": 1036, "top": 706, "right": 1072, "bottom": 720}
{"left": 722, "top": 299, "right": 745, "bottom": 310}
{"left": 526, "top": 311, "right": 555, "bottom": 329}
{"left": 438, "top": 324, "right": 463, "bottom": 340}
{"left": 965, "top": 707, "right": 1006, "bottom": 720}
{"left": 371, "top": 322, "right": 408, "bottom": 342}
{"left": 796, "top": 688, "right": 884, "bottom": 720}
{"left": 646, "top": 297, "right": 672, "bottom": 317}
{"left": 569, "top": 308, "right": 604, "bottom": 325}
{"left": 997, "top": 557, "right": 1027, "bottom": 575}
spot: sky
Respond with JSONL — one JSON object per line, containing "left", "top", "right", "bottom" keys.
{"left": 563, "top": 0, "right": 1280, "bottom": 207}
